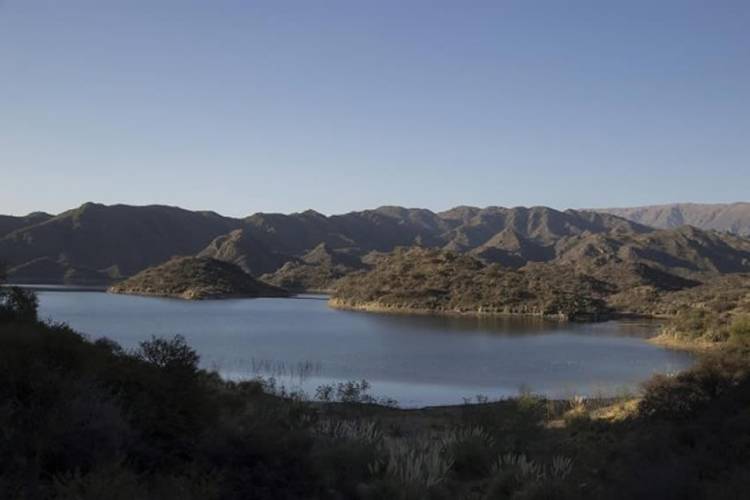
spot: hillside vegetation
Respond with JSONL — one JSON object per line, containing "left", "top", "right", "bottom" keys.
{"left": 108, "top": 257, "right": 289, "bottom": 300}
{"left": 3, "top": 275, "right": 750, "bottom": 498}
{"left": 0, "top": 203, "right": 657, "bottom": 285}
{"left": 332, "top": 226, "right": 750, "bottom": 321}
{"left": 3, "top": 202, "right": 750, "bottom": 311}
{"left": 333, "top": 248, "right": 612, "bottom": 320}
{"left": 261, "top": 243, "right": 367, "bottom": 292}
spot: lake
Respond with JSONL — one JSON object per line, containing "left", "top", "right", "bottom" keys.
{"left": 36, "top": 290, "right": 694, "bottom": 408}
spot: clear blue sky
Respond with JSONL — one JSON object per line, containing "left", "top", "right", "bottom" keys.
{"left": 1, "top": 0, "right": 748, "bottom": 217}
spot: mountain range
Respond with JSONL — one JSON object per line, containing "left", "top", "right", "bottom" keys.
{"left": 597, "top": 203, "right": 750, "bottom": 236}
{"left": 1, "top": 202, "right": 749, "bottom": 288}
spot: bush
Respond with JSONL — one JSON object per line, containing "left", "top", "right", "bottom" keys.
{"left": 639, "top": 350, "right": 749, "bottom": 420}
{"left": 0, "top": 286, "right": 39, "bottom": 322}
{"left": 668, "top": 307, "right": 724, "bottom": 339}
{"left": 441, "top": 426, "right": 496, "bottom": 479}
{"left": 729, "top": 315, "right": 750, "bottom": 345}
{"left": 135, "top": 335, "right": 199, "bottom": 373}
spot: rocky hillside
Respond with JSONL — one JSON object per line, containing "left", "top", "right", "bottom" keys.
{"left": 0, "top": 212, "right": 52, "bottom": 238}
{"left": 0, "top": 203, "right": 242, "bottom": 284}
{"left": 197, "top": 229, "right": 291, "bottom": 276}
{"left": 261, "top": 243, "right": 367, "bottom": 292}
{"left": 554, "top": 226, "right": 750, "bottom": 282}
{"left": 3, "top": 202, "right": 750, "bottom": 290}
{"left": 332, "top": 228, "right": 750, "bottom": 319}
{"left": 108, "top": 257, "right": 289, "bottom": 300}
{"left": 332, "top": 248, "right": 613, "bottom": 320}
{"left": 596, "top": 203, "right": 750, "bottom": 236}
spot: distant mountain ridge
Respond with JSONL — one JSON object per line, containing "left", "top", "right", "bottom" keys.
{"left": 595, "top": 203, "right": 750, "bottom": 236}
{"left": 0, "top": 203, "right": 242, "bottom": 284}
{"left": 1, "top": 201, "right": 749, "bottom": 287}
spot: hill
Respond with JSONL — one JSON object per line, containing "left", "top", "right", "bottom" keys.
{"left": 332, "top": 225, "right": 750, "bottom": 319}
{"left": 595, "top": 203, "right": 750, "bottom": 236}
{"left": 108, "top": 256, "right": 289, "bottom": 300}
{"left": 197, "top": 228, "right": 291, "bottom": 276}
{"left": 4, "top": 202, "right": 750, "bottom": 291}
{"left": 0, "top": 203, "right": 647, "bottom": 285}
{"left": 0, "top": 212, "right": 52, "bottom": 238}
{"left": 0, "top": 203, "right": 242, "bottom": 284}
{"left": 332, "top": 247, "right": 613, "bottom": 320}
{"left": 261, "top": 243, "right": 367, "bottom": 292}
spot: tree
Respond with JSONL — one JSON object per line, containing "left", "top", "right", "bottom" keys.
{"left": 136, "top": 335, "right": 200, "bottom": 373}
{"left": 0, "top": 287, "right": 39, "bottom": 323}
{"left": 0, "top": 262, "right": 39, "bottom": 323}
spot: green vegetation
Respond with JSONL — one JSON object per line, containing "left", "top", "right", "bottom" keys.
{"left": 333, "top": 244, "right": 750, "bottom": 322}
{"left": 5, "top": 270, "right": 750, "bottom": 498}
{"left": 654, "top": 275, "right": 750, "bottom": 345}
{"left": 108, "top": 256, "right": 290, "bottom": 300}
{"left": 333, "top": 247, "right": 614, "bottom": 320}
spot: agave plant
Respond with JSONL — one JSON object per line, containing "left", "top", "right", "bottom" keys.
{"left": 492, "top": 453, "right": 574, "bottom": 483}
{"left": 370, "top": 437, "right": 454, "bottom": 488}
{"left": 314, "top": 418, "right": 384, "bottom": 445}
{"left": 550, "top": 455, "right": 574, "bottom": 480}
{"left": 440, "top": 425, "right": 495, "bottom": 450}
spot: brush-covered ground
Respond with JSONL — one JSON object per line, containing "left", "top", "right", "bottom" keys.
{"left": 108, "top": 256, "right": 290, "bottom": 300}
{"left": 332, "top": 248, "right": 613, "bottom": 320}
{"left": 332, "top": 247, "right": 750, "bottom": 323}
{"left": 3, "top": 274, "right": 750, "bottom": 500}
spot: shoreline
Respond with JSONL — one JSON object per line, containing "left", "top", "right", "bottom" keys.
{"left": 106, "top": 288, "right": 289, "bottom": 301}
{"left": 328, "top": 297, "right": 655, "bottom": 323}
{"left": 646, "top": 332, "right": 719, "bottom": 354}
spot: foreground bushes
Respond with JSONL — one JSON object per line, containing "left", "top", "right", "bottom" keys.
{"left": 0, "top": 321, "right": 320, "bottom": 499}
{"left": 2, "top": 288, "right": 750, "bottom": 498}
{"left": 639, "top": 347, "right": 750, "bottom": 420}
{"left": 0, "top": 286, "right": 38, "bottom": 322}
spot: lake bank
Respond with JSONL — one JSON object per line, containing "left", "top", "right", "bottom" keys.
{"left": 37, "top": 290, "right": 694, "bottom": 408}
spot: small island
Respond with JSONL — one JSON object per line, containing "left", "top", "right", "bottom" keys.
{"left": 108, "top": 256, "right": 290, "bottom": 300}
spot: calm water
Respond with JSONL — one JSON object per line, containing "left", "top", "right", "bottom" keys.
{"left": 36, "top": 291, "right": 694, "bottom": 408}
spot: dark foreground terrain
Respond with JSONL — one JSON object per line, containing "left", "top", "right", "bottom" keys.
{"left": 2, "top": 270, "right": 750, "bottom": 499}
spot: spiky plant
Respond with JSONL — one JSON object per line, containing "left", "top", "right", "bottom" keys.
{"left": 370, "top": 437, "right": 454, "bottom": 488}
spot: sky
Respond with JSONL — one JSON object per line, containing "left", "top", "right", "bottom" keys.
{"left": 1, "top": 0, "right": 748, "bottom": 217}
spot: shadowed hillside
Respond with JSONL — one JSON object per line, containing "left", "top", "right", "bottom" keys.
{"left": 0, "top": 203, "right": 242, "bottom": 284}
{"left": 197, "top": 229, "right": 292, "bottom": 276}
{"left": 3, "top": 202, "right": 750, "bottom": 290}
{"left": 0, "top": 212, "right": 52, "bottom": 238}
{"left": 261, "top": 243, "right": 368, "bottom": 292}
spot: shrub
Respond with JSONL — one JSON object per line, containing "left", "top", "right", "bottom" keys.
{"left": 639, "top": 351, "right": 749, "bottom": 420}
{"left": 370, "top": 437, "right": 454, "bottom": 490}
{"left": 729, "top": 315, "right": 750, "bottom": 345}
{"left": 135, "top": 335, "right": 199, "bottom": 373}
{"left": 488, "top": 453, "right": 575, "bottom": 499}
{"left": 668, "top": 307, "right": 723, "bottom": 340}
{"left": 441, "top": 426, "right": 496, "bottom": 479}
{"left": 0, "top": 286, "right": 39, "bottom": 322}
